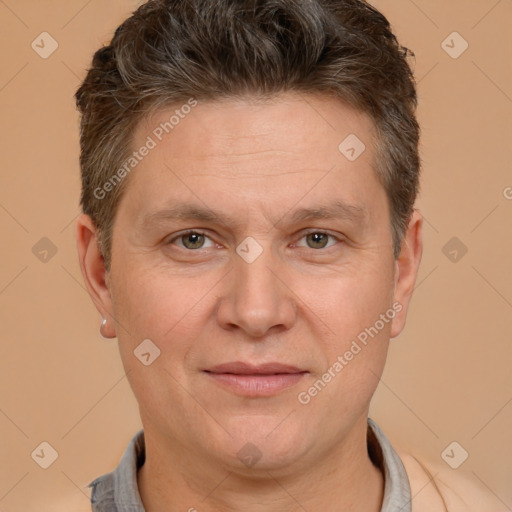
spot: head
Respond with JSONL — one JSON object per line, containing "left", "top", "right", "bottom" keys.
{"left": 76, "top": 0, "right": 422, "bottom": 474}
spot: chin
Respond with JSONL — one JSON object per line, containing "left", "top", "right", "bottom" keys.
{"left": 208, "top": 415, "right": 309, "bottom": 472}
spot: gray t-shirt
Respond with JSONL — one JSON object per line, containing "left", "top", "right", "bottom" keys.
{"left": 89, "top": 417, "right": 411, "bottom": 511}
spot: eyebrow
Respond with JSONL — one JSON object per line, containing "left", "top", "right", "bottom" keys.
{"left": 286, "top": 201, "right": 368, "bottom": 225}
{"left": 138, "top": 200, "right": 368, "bottom": 231}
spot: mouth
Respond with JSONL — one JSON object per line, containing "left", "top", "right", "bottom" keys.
{"left": 204, "top": 362, "right": 308, "bottom": 397}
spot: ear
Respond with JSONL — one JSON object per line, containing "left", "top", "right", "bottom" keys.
{"left": 390, "top": 209, "right": 423, "bottom": 339}
{"left": 75, "top": 213, "right": 116, "bottom": 338}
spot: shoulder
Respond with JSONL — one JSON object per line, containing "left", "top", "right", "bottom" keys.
{"left": 42, "top": 484, "right": 92, "bottom": 512}
{"left": 47, "top": 496, "right": 92, "bottom": 512}
{"left": 398, "top": 451, "right": 508, "bottom": 512}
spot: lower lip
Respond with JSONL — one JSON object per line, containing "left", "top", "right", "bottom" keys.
{"left": 205, "top": 372, "right": 307, "bottom": 397}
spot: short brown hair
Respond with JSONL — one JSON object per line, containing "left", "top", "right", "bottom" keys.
{"left": 75, "top": 0, "right": 420, "bottom": 269}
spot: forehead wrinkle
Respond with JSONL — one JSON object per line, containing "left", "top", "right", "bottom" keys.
{"left": 186, "top": 168, "right": 322, "bottom": 179}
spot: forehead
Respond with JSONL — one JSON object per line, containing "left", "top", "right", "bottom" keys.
{"left": 120, "top": 92, "right": 385, "bottom": 225}
{"left": 143, "top": 92, "right": 375, "bottom": 153}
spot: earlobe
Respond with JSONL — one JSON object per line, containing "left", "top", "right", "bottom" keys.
{"left": 390, "top": 209, "right": 423, "bottom": 339}
{"left": 75, "top": 214, "right": 116, "bottom": 338}
{"left": 99, "top": 317, "right": 116, "bottom": 340}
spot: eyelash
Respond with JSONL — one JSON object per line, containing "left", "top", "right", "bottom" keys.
{"left": 167, "top": 229, "right": 341, "bottom": 251}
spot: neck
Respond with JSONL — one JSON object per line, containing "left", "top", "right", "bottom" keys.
{"left": 138, "top": 416, "right": 384, "bottom": 512}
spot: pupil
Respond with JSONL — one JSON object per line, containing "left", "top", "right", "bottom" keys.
{"left": 309, "top": 233, "right": 327, "bottom": 248}
{"left": 185, "top": 233, "right": 203, "bottom": 249}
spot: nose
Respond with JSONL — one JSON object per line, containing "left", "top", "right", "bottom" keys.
{"left": 216, "top": 245, "right": 297, "bottom": 338}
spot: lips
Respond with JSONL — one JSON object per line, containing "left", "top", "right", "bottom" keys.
{"left": 204, "top": 362, "right": 308, "bottom": 397}
{"left": 205, "top": 361, "right": 306, "bottom": 375}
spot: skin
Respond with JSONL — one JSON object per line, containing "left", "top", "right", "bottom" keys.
{"left": 76, "top": 92, "right": 423, "bottom": 512}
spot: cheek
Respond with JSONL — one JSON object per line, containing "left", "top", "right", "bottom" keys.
{"left": 294, "top": 258, "right": 393, "bottom": 400}
{"left": 111, "top": 265, "right": 214, "bottom": 338}
{"left": 108, "top": 265, "right": 221, "bottom": 396}
{"left": 109, "top": 267, "right": 213, "bottom": 421}
{"left": 299, "top": 260, "right": 395, "bottom": 344}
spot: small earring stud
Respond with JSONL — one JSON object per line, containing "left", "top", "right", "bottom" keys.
{"left": 99, "top": 317, "right": 110, "bottom": 339}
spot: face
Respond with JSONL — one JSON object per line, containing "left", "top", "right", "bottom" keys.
{"left": 77, "top": 92, "right": 422, "bottom": 474}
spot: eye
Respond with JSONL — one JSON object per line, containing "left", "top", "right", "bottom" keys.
{"left": 296, "top": 231, "right": 339, "bottom": 250}
{"left": 168, "top": 230, "right": 215, "bottom": 250}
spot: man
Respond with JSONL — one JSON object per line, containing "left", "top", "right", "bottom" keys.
{"left": 74, "top": 0, "right": 504, "bottom": 510}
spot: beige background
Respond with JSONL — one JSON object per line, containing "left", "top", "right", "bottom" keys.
{"left": 0, "top": 0, "right": 511, "bottom": 510}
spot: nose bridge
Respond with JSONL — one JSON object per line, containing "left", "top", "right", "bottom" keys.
{"left": 217, "top": 237, "right": 296, "bottom": 336}
{"left": 238, "top": 246, "right": 278, "bottom": 307}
